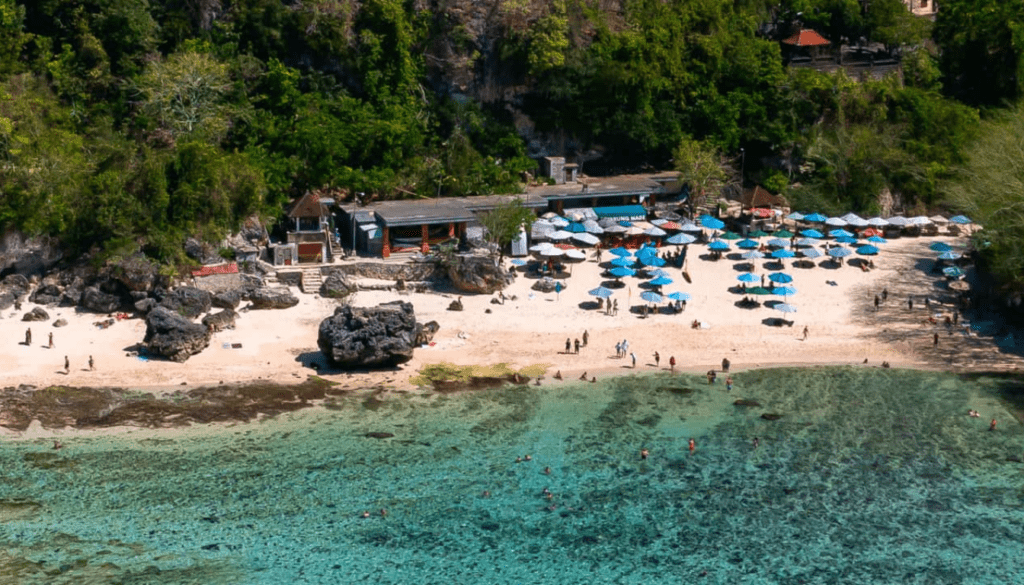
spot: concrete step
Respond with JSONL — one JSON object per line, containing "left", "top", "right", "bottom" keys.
{"left": 300, "top": 268, "right": 323, "bottom": 294}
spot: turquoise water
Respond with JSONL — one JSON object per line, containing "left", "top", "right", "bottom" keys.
{"left": 2, "top": 367, "right": 1023, "bottom": 584}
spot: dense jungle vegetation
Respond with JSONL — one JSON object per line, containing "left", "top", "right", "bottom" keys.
{"left": 0, "top": 0, "right": 1021, "bottom": 287}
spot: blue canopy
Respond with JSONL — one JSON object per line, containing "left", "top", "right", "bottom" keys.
{"left": 510, "top": 259, "right": 526, "bottom": 266}
{"left": 640, "top": 255, "right": 667, "bottom": 267}
{"left": 800, "top": 248, "right": 822, "bottom": 259}
{"left": 737, "top": 273, "right": 759, "bottom": 283}
{"left": 649, "top": 276, "right": 674, "bottom": 286}
{"left": 767, "top": 238, "right": 790, "bottom": 248}
{"left": 608, "top": 247, "right": 632, "bottom": 257}
{"left": 804, "top": 213, "right": 828, "bottom": 222}
{"left": 773, "top": 286, "right": 798, "bottom": 296}
{"left": 610, "top": 257, "right": 635, "bottom": 267}
{"left": 741, "top": 250, "right": 765, "bottom": 260}
{"left": 618, "top": 220, "right": 633, "bottom": 227}
{"left": 666, "top": 233, "right": 696, "bottom": 245}
{"left": 708, "top": 241, "right": 730, "bottom": 251}
{"left": 635, "top": 246, "right": 658, "bottom": 258}
{"left": 787, "top": 212, "right": 806, "bottom": 221}
{"left": 648, "top": 269, "right": 669, "bottom": 278}
{"left": 774, "top": 303, "right": 798, "bottom": 313}
{"left": 800, "top": 229, "right": 824, "bottom": 238}
{"left": 867, "top": 235, "right": 887, "bottom": 244}
{"left": 929, "top": 242, "right": 952, "bottom": 252}
{"left": 937, "top": 251, "right": 962, "bottom": 260}
{"left": 769, "top": 273, "right": 794, "bottom": 284}
{"left": 594, "top": 205, "right": 648, "bottom": 220}
{"left": 565, "top": 222, "right": 587, "bottom": 233}
{"left": 835, "top": 236, "right": 859, "bottom": 244}
{"left": 588, "top": 286, "right": 614, "bottom": 298}
{"left": 949, "top": 215, "right": 972, "bottom": 224}
{"left": 857, "top": 245, "right": 879, "bottom": 255}
{"left": 828, "top": 229, "right": 854, "bottom": 238}
{"left": 737, "top": 239, "right": 760, "bottom": 249}
{"left": 771, "top": 249, "right": 796, "bottom": 259}
{"left": 699, "top": 215, "right": 725, "bottom": 230}
{"left": 640, "top": 291, "right": 663, "bottom": 303}
{"left": 827, "top": 247, "right": 853, "bottom": 258}
{"left": 609, "top": 266, "right": 636, "bottom": 278}
{"left": 943, "top": 266, "right": 965, "bottom": 278}
{"left": 665, "top": 291, "right": 691, "bottom": 301}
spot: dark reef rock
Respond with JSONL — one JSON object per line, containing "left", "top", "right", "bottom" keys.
{"left": 158, "top": 286, "right": 212, "bottom": 320}
{"left": 447, "top": 253, "right": 510, "bottom": 294}
{"left": 365, "top": 432, "right": 395, "bottom": 439}
{"left": 760, "top": 413, "right": 783, "bottom": 421}
{"left": 143, "top": 306, "right": 211, "bottom": 362}
{"left": 447, "top": 298, "right": 463, "bottom": 311}
{"left": 202, "top": 309, "right": 236, "bottom": 332}
{"left": 134, "top": 298, "right": 158, "bottom": 315}
{"left": 318, "top": 301, "right": 423, "bottom": 368}
{"left": 109, "top": 253, "right": 159, "bottom": 292}
{"left": 212, "top": 289, "right": 242, "bottom": 310}
{"left": 80, "top": 286, "right": 122, "bottom": 313}
{"left": 52, "top": 318, "right": 68, "bottom": 327}
{"left": 30, "top": 284, "right": 63, "bottom": 305}
{"left": 320, "top": 273, "right": 357, "bottom": 299}
{"left": 249, "top": 287, "right": 299, "bottom": 310}
{"left": 733, "top": 399, "right": 762, "bottom": 407}
{"left": 22, "top": 307, "right": 49, "bottom": 322}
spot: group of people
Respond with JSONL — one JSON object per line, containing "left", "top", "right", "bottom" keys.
{"left": 23, "top": 327, "right": 94, "bottom": 374}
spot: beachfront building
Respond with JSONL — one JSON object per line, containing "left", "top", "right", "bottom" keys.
{"left": 285, "top": 191, "right": 337, "bottom": 263}
{"left": 903, "top": 0, "right": 937, "bottom": 17}
{"left": 781, "top": 29, "right": 831, "bottom": 66}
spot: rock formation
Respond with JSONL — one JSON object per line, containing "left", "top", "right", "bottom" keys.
{"left": 446, "top": 252, "right": 510, "bottom": 294}
{"left": 202, "top": 309, "right": 237, "bottom": 332}
{"left": 80, "top": 286, "right": 122, "bottom": 313}
{"left": 22, "top": 307, "right": 49, "bottom": 322}
{"left": 320, "top": 273, "right": 358, "bottom": 299}
{"left": 158, "top": 286, "right": 212, "bottom": 319}
{"left": 318, "top": 301, "right": 424, "bottom": 368}
{"left": 212, "top": 289, "right": 242, "bottom": 310}
{"left": 143, "top": 306, "right": 211, "bottom": 362}
{"left": 29, "top": 284, "right": 63, "bottom": 306}
{"left": 249, "top": 287, "right": 299, "bottom": 309}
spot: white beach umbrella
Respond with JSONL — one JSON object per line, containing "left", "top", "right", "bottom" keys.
{"left": 583, "top": 219, "right": 604, "bottom": 234}
{"left": 887, "top": 216, "right": 909, "bottom": 226}
{"left": 909, "top": 216, "right": 931, "bottom": 226}
{"left": 825, "top": 217, "right": 848, "bottom": 227}
{"left": 679, "top": 222, "right": 702, "bottom": 232}
{"left": 624, "top": 226, "right": 644, "bottom": 236}
{"left": 564, "top": 249, "right": 587, "bottom": 261}
{"left": 841, "top": 213, "right": 869, "bottom": 227}
{"left": 548, "top": 230, "right": 573, "bottom": 241}
{"left": 650, "top": 218, "right": 668, "bottom": 226}
{"left": 550, "top": 217, "right": 569, "bottom": 228}
{"left": 571, "top": 232, "right": 600, "bottom": 246}
{"left": 602, "top": 224, "right": 628, "bottom": 234}
{"left": 930, "top": 215, "right": 949, "bottom": 224}
{"left": 643, "top": 226, "right": 667, "bottom": 237}
{"left": 529, "top": 242, "right": 554, "bottom": 252}
{"left": 540, "top": 247, "right": 565, "bottom": 258}
{"left": 867, "top": 217, "right": 889, "bottom": 227}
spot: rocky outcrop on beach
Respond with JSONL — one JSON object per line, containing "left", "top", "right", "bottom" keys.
{"left": 249, "top": 287, "right": 299, "bottom": 309}
{"left": 0, "top": 274, "right": 31, "bottom": 309}
{"left": 317, "top": 301, "right": 424, "bottom": 368}
{"left": 202, "top": 309, "right": 236, "bottom": 332}
{"left": 109, "top": 253, "right": 160, "bottom": 292}
{"left": 0, "top": 232, "right": 62, "bottom": 278}
{"left": 29, "top": 284, "right": 62, "bottom": 305}
{"left": 212, "top": 289, "right": 242, "bottom": 309}
{"left": 532, "top": 277, "right": 562, "bottom": 293}
{"left": 320, "top": 273, "right": 358, "bottom": 299}
{"left": 80, "top": 286, "right": 123, "bottom": 313}
{"left": 143, "top": 306, "right": 211, "bottom": 362}
{"left": 21, "top": 307, "right": 49, "bottom": 322}
{"left": 157, "top": 286, "right": 212, "bottom": 319}
{"left": 446, "top": 252, "right": 510, "bottom": 294}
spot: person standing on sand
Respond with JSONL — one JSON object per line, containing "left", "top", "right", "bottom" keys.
{"left": 63, "top": 355, "right": 69, "bottom": 374}
{"left": 669, "top": 356, "right": 676, "bottom": 372}
{"left": 25, "top": 328, "right": 31, "bottom": 346}
{"left": 630, "top": 352, "right": 637, "bottom": 368}
{"left": 89, "top": 355, "right": 94, "bottom": 370}
{"left": 722, "top": 358, "right": 730, "bottom": 373}
{"left": 653, "top": 352, "right": 660, "bottom": 367}
{"left": 574, "top": 338, "right": 581, "bottom": 354}
{"left": 908, "top": 297, "right": 913, "bottom": 311}
{"left": 802, "top": 326, "right": 809, "bottom": 340}
{"left": 882, "top": 288, "right": 888, "bottom": 301}
{"left": 565, "top": 338, "right": 571, "bottom": 354}
{"left": 582, "top": 330, "right": 589, "bottom": 347}
{"left": 874, "top": 295, "right": 880, "bottom": 311}
{"left": 49, "top": 332, "right": 54, "bottom": 348}
{"left": 933, "top": 332, "right": 939, "bottom": 347}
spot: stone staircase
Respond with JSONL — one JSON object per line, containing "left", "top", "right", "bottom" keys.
{"left": 300, "top": 268, "right": 323, "bottom": 294}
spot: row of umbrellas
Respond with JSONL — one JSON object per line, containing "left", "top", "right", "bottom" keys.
{"left": 783, "top": 212, "right": 972, "bottom": 227}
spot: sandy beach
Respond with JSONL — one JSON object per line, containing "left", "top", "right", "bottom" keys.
{"left": 3, "top": 233, "right": 1019, "bottom": 406}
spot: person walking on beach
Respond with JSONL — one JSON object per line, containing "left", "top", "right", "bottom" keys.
{"left": 721, "top": 357, "right": 730, "bottom": 373}
{"left": 615, "top": 341, "right": 622, "bottom": 358}
{"left": 582, "top": 330, "right": 589, "bottom": 347}
{"left": 989, "top": 418, "right": 997, "bottom": 431}
{"left": 933, "top": 332, "right": 939, "bottom": 347}
{"left": 49, "top": 332, "right": 54, "bottom": 348}
{"left": 565, "top": 338, "right": 571, "bottom": 354}
{"left": 874, "top": 295, "right": 880, "bottom": 311}
{"left": 630, "top": 352, "right": 637, "bottom": 368}
{"left": 574, "top": 338, "right": 581, "bottom": 354}
{"left": 24, "top": 328, "right": 31, "bottom": 346}
{"left": 89, "top": 355, "right": 94, "bottom": 370}
{"left": 726, "top": 376, "right": 733, "bottom": 391}
{"left": 669, "top": 356, "right": 676, "bottom": 373}
{"left": 63, "top": 355, "right": 69, "bottom": 374}
{"left": 882, "top": 288, "right": 888, "bottom": 301}
{"left": 908, "top": 297, "right": 914, "bottom": 311}
{"left": 802, "top": 326, "right": 809, "bottom": 340}
{"left": 622, "top": 340, "right": 629, "bottom": 356}
{"left": 653, "top": 352, "right": 660, "bottom": 367}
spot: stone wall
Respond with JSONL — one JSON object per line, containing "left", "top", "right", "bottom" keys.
{"left": 321, "top": 261, "right": 443, "bottom": 281}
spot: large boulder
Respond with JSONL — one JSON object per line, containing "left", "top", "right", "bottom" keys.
{"left": 158, "top": 287, "right": 212, "bottom": 319}
{"left": 446, "top": 253, "right": 510, "bottom": 294}
{"left": 30, "top": 284, "right": 64, "bottom": 306}
{"left": 109, "top": 253, "right": 159, "bottom": 292}
{"left": 202, "top": 309, "right": 236, "bottom": 332}
{"left": 250, "top": 287, "right": 299, "bottom": 310}
{"left": 184, "top": 238, "right": 222, "bottom": 265}
{"left": 0, "top": 291, "right": 13, "bottom": 311}
{"left": 320, "top": 273, "right": 357, "bottom": 299}
{"left": 0, "top": 232, "right": 62, "bottom": 278}
{"left": 212, "top": 289, "right": 242, "bottom": 310}
{"left": 2, "top": 274, "right": 31, "bottom": 297}
{"left": 143, "top": 306, "right": 211, "bottom": 362}
{"left": 22, "top": 307, "right": 49, "bottom": 322}
{"left": 80, "top": 286, "right": 122, "bottom": 313}
{"left": 318, "top": 301, "right": 423, "bottom": 368}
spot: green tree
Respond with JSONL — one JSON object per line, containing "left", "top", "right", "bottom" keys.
{"left": 933, "top": 0, "right": 1024, "bottom": 105}
{"left": 673, "top": 136, "right": 734, "bottom": 216}
{"left": 479, "top": 198, "right": 536, "bottom": 262}
{"left": 135, "top": 49, "right": 232, "bottom": 139}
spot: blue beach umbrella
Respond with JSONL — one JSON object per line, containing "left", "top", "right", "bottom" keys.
{"left": 737, "top": 273, "right": 759, "bottom": 283}
{"left": 929, "top": 242, "right": 952, "bottom": 252}
{"left": 800, "top": 248, "right": 822, "bottom": 259}
{"left": 937, "top": 251, "right": 962, "bottom": 260}
{"left": 510, "top": 259, "right": 526, "bottom": 266}
{"left": 767, "top": 238, "right": 790, "bottom": 248}
{"left": 828, "top": 247, "right": 853, "bottom": 258}
{"left": 835, "top": 236, "right": 859, "bottom": 244}
{"left": 773, "top": 286, "right": 798, "bottom": 296}
{"left": 640, "top": 291, "right": 664, "bottom": 303}
{"left": 867, "top": 235, "right": 887, "bottom": 244}
{"left": 769, "top": 272, "right": 794, "bottom": 284}
{"left": 771, "top": 249, "right": 795, "bottom": 259}
{"left": 949, "top": 215, "right": 972, "bottom": 224}
{"left": 719, "top": 231, "right": 742, "bottom": 241}
{"left": 610, "top": 256, "right": 635, "bottom": 267}
{"left": 699, "top": 215, "right": 725, "bottom": 230}
{"left": 649, "top": 269, "right": 670, "bottom": 278}
{"left": 640, "top": 255, "right": 667, "bottom": 267}
{"left": 787, "top": 212, "right": 806, "bottom": 221}
{"left": 708, "top": 241, "right": 730, "bottom": 251}
{"left": 649, "top": 276, "right": 674, "bottom": 286}
{"left": 774, "top": 303, "right": 798, "bottom": 313}
{"left": 829, "top": 229, "right": 854, "bottom": 238}
{"left": 796, "top": 238, "right": 820, "bottom": 247}
{"left": 609, "top": 266, "right": 636, "bottom": 278}
{"left": 737, "top": 239, "right": 760, "bottom": 249}
{"left": 665, "top": 291, "right": 691, "bottom": 301}
{"left": 804, "top": 213, "right": 828, "bottom": 223}
{"left": 800, "top": 229, "right": 824, "bottom": 238}
{"left": 565, "top": 222, "right": 587, "bottom": 233}
{"left": 666, "top": 233, "right": 696, "bottom": 245}
{"left": 608, "top": 247, "right": 632, "bottom": 257}
{"left": 618, "top": 220, "right": 633, "bottom": 227}
{"left": 588, "top": 286, "right": 614, "bottom": 298}
{"left": 741, "top": 250, "right": 765, "bottom": 260}
{"left": 857, "top": 245, "right": 879, "bottom": 256}
{"left": 943, "top": 266, "right": 964, "bottom": 278}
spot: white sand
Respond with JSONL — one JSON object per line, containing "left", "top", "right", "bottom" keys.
{"left": 4, "top": 234, "right": 1015, "bottom": 400}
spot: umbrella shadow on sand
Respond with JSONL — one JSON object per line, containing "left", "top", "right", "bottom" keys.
{"left": 578, "top": 300, "right": 605, "bottom": 311}
{"left": 761, "top": 317, "right": 795, "bottom": 327}
{"left": 601, "top": 279, "right": 628, "bottom": 289}
{"left": 818, "top": 259, "right": 843, "bottom": 270}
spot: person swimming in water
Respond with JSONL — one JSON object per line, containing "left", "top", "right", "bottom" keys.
{"left": 579, "top": 371, "right": 588, "bottom": 381}
{"left": 554, "top": 370, "right": 563, "bottom": 380}
{"left": 641, "top": 448, "right": 649, "bottom": 460}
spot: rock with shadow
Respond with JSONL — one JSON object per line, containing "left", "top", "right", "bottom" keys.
{"left": 143, "top": 306, "right": 211, "bottom": 362}
{"left": 446, "top": 252, "right": 510, "bottom": 294}
{"left": 80, "top": 286, "right": 123, "bottom": 313}
{"left": 249, "top": 287, "right": 299, "bottom": 310}
{"left": 158, "top": 286, "right": 213, "bottom": 319}
{"left": 202, "top": 309, "right": 237, "bottom": 332}
{"left": 29, "top": 283, "right": 63, "bottom": 306}
{"left": 21, "top": 307, "right": 49, "bottom": 322}
{"left": 212, "top": 289, "right": 243, "bottom": 310}
{"left": 318, "top": 301, "right": 424, "bottom": 369}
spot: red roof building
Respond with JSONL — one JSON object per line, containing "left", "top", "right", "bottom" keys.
{"left": 782, "top": 29, "right": 830, "bottom": 47}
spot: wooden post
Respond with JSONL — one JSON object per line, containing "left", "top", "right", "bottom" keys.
{"left": 421, "top": 224, "right": 430, "bottom": 254}
{"left": 382, "top": 226, "right": 390, "bottom": 258}
{"left": 448, "top": 222, "right": 455, "bottom": 238}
